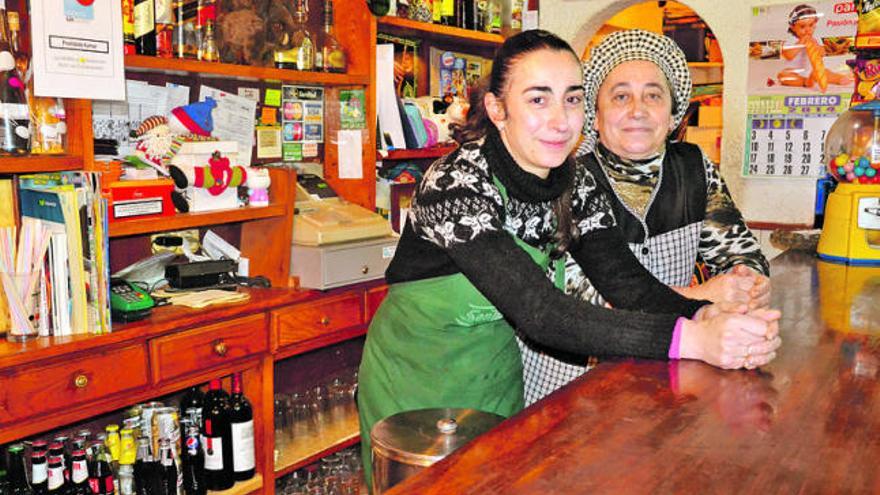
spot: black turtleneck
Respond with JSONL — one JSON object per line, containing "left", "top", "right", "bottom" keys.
{"left": 383, "top": 131, "right": 708, "bottom": 361}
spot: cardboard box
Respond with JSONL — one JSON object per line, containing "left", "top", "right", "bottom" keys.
{"left": 170, "top": 141, "right": 241, "bottom": 212}
{"left": 686, "top": 126, "right": 722, "bottom": 163}
{"left": 698, "top": 105, "right": 723, "bottom": 127}
{"left": 109, "top": 179, "right": 175, "bottom": 222}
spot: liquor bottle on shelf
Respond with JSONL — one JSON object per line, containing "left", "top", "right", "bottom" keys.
{"left": 172, "top": 0, "right": 198, "bottom": 59}
{"left": 155, "top": 0, "right": 174, "bottom": 57}
{"left": 456, "top": 0, "right": 475, "bottom": 30}
{"left": 68, "top": 450, "right": 90, "bottom": 495}
{"left": 31, "top": 451, "right": 47, "bottom": 495}
{"left": 229, "top": 372, "right": 255, "bottom": 482}
{"left": 7, "top": 444, "right": 33, "bottom": 495}
{"left": 275, "top": 0, "right": 314, "bottom": 70}
{"left": 45, "top": 456, "right": 67, "bottom": 494}
{"left": 134, "top": 0, "right": 157, "bottom": 55}
{"left": 0, "top": 0, "right": 29, "bottom": 155}
{"left": 319, "top": 0, "right": 346, "bottom": 73}
{"left": 122, "top": 0, "right": 136, "bottom": 55}
{"left": 181, "top": 420, "right": 206, "bottom": 495}
{"left": 201, "top": 378, "right": 233, "bottom": 491}
{"left": 6, "top": 10, "right": 26, "bottom": 74}
{"left": 439, "top": 0, "right": 455, "bottom": 25}
{"left": 486, "top": 0, "right": 501, "bottom": 33}
{"left": 198, "top": 18, "right": 219, "bottom": 62}
{"left": 196, "top": 0, "right": 215, "bottom": 61}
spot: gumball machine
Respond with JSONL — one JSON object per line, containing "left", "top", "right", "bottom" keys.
{"left": 817, "top": 101, "right": 880, "bottom": 264}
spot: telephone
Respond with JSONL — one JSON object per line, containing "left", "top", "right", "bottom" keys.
{"left": 110, "top": 278, "right": 155, "bottom": 322}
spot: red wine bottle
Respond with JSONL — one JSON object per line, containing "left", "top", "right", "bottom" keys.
{"left": 201, "top": 378, "right": 233, "bottom": 491}
{"left": 228, "top": 373, "right": 255, "bottom": 481}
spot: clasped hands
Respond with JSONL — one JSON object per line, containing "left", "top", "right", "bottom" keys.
{"left": 680, "top": 266, "right": 781, "bottom": 370}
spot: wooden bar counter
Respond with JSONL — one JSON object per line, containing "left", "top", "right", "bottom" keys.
{"left": 387, "top": 251, "right": 880, "bottom": 494}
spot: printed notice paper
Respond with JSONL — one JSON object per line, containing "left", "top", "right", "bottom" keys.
{"left": 31, "top": 0, "right": 125, "bottom": 100}
{"left": 200, "top": 86, "right": 258, "bottom": 166}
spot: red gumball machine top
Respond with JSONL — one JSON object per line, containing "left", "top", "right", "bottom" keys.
{"left": 825, "top": 101, "right": 880, "bottom": 184}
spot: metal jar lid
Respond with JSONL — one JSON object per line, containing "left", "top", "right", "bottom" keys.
{"left": 370, "top": 408, "right": 504, "bottom": 467}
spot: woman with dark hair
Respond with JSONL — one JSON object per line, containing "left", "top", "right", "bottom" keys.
{"left": 357, "top": 29, "right": 781, "bottom": 487}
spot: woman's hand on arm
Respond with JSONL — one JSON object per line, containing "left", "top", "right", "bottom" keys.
{"left": 678, "top": 307, "right": 782, "bottom": 370}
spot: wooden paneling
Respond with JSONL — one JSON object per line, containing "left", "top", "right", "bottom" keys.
{"left": 364, "top": 285, "right": 388, "bottom": 322}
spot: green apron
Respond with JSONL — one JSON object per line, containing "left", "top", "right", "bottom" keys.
{"left": 357, "top": 178, "right": 565, "bottom": 489}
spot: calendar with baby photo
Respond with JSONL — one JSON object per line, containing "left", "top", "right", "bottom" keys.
{"left": 744, "top": 2, "right": 856, "bottom": 178}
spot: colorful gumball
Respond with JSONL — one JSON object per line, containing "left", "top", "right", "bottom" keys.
{"left": 837, "top": 166, "right": 846, "bottom": 175}
{"left": 867, "top": 167, "right": 877, "bottom": 178}
{"left": 855, "top": 167, "right": 865, "bottom": 177}
{"left": 859, "top": 175, "right": 870, "bottom": 183}
{"left": 858, "top": 156, "right": 871, "bottom": 169}
{"left": 844, "top": 163, "right": 855, "bottom": 172}
{"left": 846, "top": 171, "right": 856, "bottom": 181}
{"left": 834, "top": 153, "right": 850, "bottom": 166}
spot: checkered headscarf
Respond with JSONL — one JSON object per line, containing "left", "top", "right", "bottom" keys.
{"left": 579, "top": 29, "right": 692, "bottom": 154}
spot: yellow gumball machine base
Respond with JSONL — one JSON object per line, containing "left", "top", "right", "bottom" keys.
{"left": 817, "top": 183, "right": 880, "bottom": 265}
{"left": 817, "top": 260, "right": 880, "bottom": 334}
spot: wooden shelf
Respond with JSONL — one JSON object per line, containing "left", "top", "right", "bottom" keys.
{"left": 0, "top": 155, "right": 84, "bottom": 174}
{"left": 379, "top": 145, "right": 457, "bottom": 161}
{"left": 275, "top": 412, "right": 360, "bottom": 478}
{"left": 124, "top": 55, "right": 370, "bottom": 86}
{"left": 208, "top": 474, "right": 263, "bottom": 495}
{"left": 687, "top": 62, "right": 723, "bottom": 68}
{"left": 109, "top": 204, "right": 288, "bottom": 237}
{"left": 377, "top": 16, "right": 504, "bottom": 47}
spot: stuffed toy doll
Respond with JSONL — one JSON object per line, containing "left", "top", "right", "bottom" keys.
{"left": 168, "top": 151, "right": 248, "bottom": 212}
{"left": 245, "top": 167, "right": 271, "bottom": 206}
{"left": 126, "top": 115, "right": 175, "bottom": 171}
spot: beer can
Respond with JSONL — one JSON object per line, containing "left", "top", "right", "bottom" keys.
{"left": 139, "top": 402, "right": 164, "bottom": 456}
{"left": 152, "top": 407, "right": 181, "bottom": 459}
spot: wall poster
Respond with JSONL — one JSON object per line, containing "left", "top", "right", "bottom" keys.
{"left": 743, "top": 2, "right": 857, "bottom": 178}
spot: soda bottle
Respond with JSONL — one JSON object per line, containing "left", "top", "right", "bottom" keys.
{"left": 45, "top": 456, "right": 66, "bottom": 494}
{"left": 31, "top": 441, "right": 48, "bottom": 457}
{"left": 105, "top": 425, "right": 121, "bottom": 469}
{"left": 179, "top": 386, "right": 204, "bottom": 429}
{"left": 133, "top": 437, "right": 159, "bottom": 495}
{"left": 30, "top": 452, "right": 47, "bottom": 495}
{"left": 201, "top": 378, "right": 232, "bottom": 491}
{"left": 228, "top": 373, "right": 255, "bottom": 482}
{"left": 87, "top": 443, "right": 113, "bottom": 495}
{"left": 68, "top": 450, "right": 89, "bottom": 495}
{"left": 157, "top": 439, "right": 177, "bottom": 495}
{"left": 6, "top": 444, "right": 33, "bottom": 495}
{"left": 180, "top": 421, "right": 205, "bottom": 495}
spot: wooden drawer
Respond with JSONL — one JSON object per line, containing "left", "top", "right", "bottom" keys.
{"left": 150, "top": 314, "right": 268, "bottom": 383}
{"left": 274, "top": 294, "right": 363, "bottom": 347}
{"left": 0, "top": 344, "right": 149, "bottom": 425}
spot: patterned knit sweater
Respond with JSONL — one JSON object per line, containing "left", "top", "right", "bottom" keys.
{"left": 385, "top": 128, "right": 709, "bottom": 360}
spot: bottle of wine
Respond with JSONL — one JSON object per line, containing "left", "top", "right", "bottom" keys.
{"left": 134, "top": 0, "right": 157, "bottom": 55}
{"left": 45, "top": 457, "right": 66, "bottom": 494}
{"left": 319, "top": 0, "right": 346, "bottom": 73}
{"left": 0, "top": 0, "right": 29, "bottom": 155}
{"left": 274, "top": 0, "right": 314, "bottom": 70}
{"left": 229, "top": 372, "right": 255, "bottom": 481}
{"left": 201, "top": 378, "right": 233, "bottom": 491}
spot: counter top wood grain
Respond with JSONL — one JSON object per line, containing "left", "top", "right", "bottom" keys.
{"left": 387, "top": 251, "right": 880, "bottom": 494}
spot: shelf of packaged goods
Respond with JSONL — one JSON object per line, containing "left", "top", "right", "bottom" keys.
{"left": 274, "top": 412, "right": 360, "bottom": 478}
{"left": 208, "top": 474, "right": 263, "bottom": 495}
{"left": 0, "top": 155, "right": 84, "bottom": 174}
{"left": 377, "top": 16, "right": 504, "bottom": 47}
{"left": 379, "top": 144, "right": 457, "bottom": 161}
{"left": 124, "top": 55, "right": 371, "bottom": 86}
{"left": 108, "top": 204, "right": 287, "bottom": 237}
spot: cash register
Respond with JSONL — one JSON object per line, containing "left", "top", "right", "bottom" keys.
{"left": 291, "top": 174, "right": 397, "bottom": 289}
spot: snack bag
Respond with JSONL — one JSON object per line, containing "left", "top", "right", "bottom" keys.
{"left": 856, "top": 0, "right": 880, "bottom": 49}
{"left": 848, "top": 57, "right": 880, "bottom": 103}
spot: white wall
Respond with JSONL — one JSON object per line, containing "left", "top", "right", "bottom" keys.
{"left": 543, "top": 0, "right": 818, "bottom": 225}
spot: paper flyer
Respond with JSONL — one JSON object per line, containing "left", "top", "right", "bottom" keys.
{"left": 743, "top": 2, "right": 857, "bottom": 178}
{"left": 31, "top": 0, "right": 125, "bottom": 100}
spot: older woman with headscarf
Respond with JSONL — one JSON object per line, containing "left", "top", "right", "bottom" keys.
{"left": 519, "top": 29, "right": 772, "bottom": 405}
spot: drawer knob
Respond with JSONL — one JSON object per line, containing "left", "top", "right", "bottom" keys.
{"left": 320, "top": 316, "right": 331, "bottom": 326}
{"left": 361, "top": 265, "right": 369, "bottom": 274}
{"left": 74, "top": 374, "right": 88, "bottom": 389}
{"left": 213, "top": 340, "right": 229, "bottom": 357}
